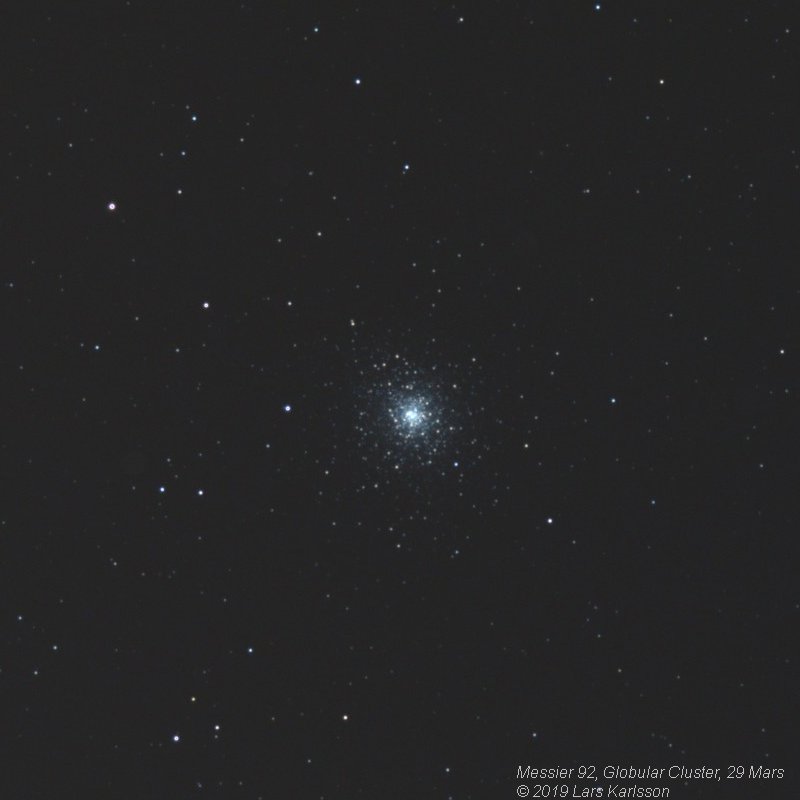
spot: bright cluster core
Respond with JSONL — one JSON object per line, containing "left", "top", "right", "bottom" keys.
{"left": 403, "top": 407, "right": 422, "bottom": 425}
{"left": 392, "top": 396, "right": 437, "bottom": 440}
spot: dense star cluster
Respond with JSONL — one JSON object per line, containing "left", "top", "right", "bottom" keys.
{"left": 352, "top": 351, "right": 478, "bottom": 477}
{"left": 391, "top": 395, "right": 437, "bottom": 441}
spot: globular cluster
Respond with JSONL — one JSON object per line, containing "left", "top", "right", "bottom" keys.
{"left": 351, "top": 350, "right": 480, "bottom": 479}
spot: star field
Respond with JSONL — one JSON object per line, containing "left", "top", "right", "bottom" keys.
{"left": 2, "top": 2, "right": 798, "bottom": 798}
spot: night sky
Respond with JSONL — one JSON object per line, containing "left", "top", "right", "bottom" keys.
{"left": 3, "top": 2, "right": 799, "bottom": 798}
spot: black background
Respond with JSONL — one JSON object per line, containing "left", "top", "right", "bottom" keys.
{"left": 2, "top": 2, "right": 798, "bottom": 797}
